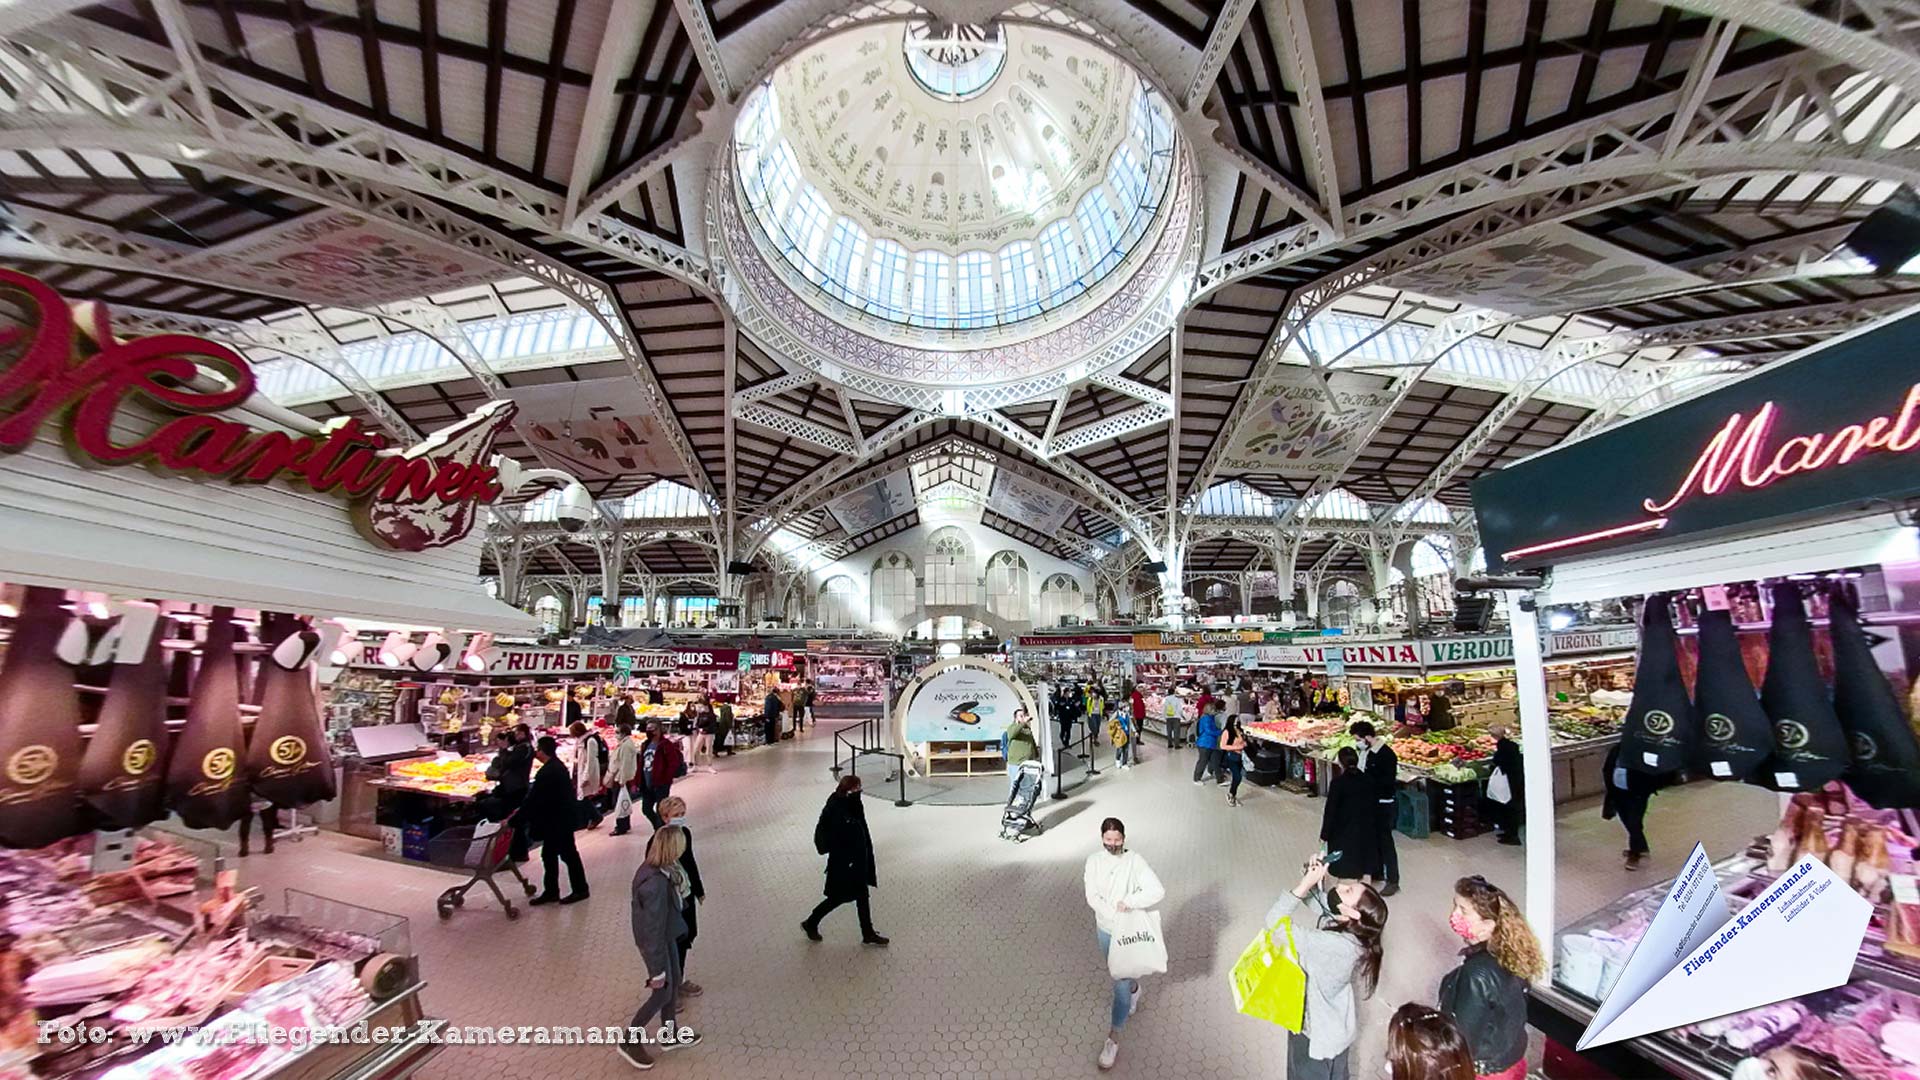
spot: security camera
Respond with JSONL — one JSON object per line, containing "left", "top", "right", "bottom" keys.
{"left": 553, "top": 482, "right": 596, "bottom": 533}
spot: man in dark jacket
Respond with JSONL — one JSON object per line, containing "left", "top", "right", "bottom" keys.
{"left": 1352, "top": 721, "right": 1401, "bottom": 896}
{"left": 1487, "top": 726, "right": 1523, "bottom": 846}
{"left": 613, "top": 690, "right": 640, "bottom": 731}
{"left": 485, "top": 726, "right": 535, "bottom": 861}
{"left": 763, "top": 689, "right": 784, "bottom": 745}
{"left": 639, "top": 722, "right": 684, "bottom": 829}
{"left": 522, "top": 736, "right": 587, "bottom": 905}
{"left": 801, "top": 776, "right": 888, "bottom": 946}
{"left": 1602, "top": 742, "right": 1660, "bottom": 869}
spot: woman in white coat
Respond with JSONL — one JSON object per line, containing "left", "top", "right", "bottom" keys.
{"left": 1083, "top": 816, "right": 1165, "bottom": 1071}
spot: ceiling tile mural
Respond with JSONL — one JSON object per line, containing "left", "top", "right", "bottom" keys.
{"left": 503, "top": 376, "right": 691, "bottom": 483}
{"left": 988, "top": 470, "right": 1076, "bottom": 532}
{"left": 170, "top": 210, "right": 500, "bottom": 308}
{"left": 1216, "top": 367, "right": 1399, "bottom": 480}
{"left": 1382, "top": 223, "right": 1708, "bottom": 318}
{"left": 826, "top": 470, "right": 917, "bottom": 534}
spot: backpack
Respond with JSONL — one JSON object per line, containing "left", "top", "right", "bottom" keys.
{"left": 1107, "top": 717, "right": 1129, "bottom": 748}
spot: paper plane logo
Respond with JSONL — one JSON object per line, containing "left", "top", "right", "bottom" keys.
{"left": 1576, "top": 843, "right": 1871, "bottom": 1050}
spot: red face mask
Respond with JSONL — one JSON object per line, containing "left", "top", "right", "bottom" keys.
{"left": 1449, "top": 910, "right": 1477, "bottom": 942}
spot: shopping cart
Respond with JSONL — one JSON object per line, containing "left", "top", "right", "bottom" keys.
{"left": 427, "top": 813, "right": 537, "bottom": 920}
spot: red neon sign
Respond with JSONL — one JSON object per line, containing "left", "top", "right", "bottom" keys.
{"left": 1504, "top": 381, "right": 1920, "bottom": 563}
{"left": 1643, "top": 383, "right": 1920, "bottom": 514}
{"left": 0, "top": 269, "right": 515, "bottom": 552}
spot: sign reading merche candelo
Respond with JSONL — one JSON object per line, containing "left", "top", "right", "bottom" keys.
{"left": 0, "top": 269, "right": 516, "bottom": 552}
{"left": 1473, "top": 310, "right": 1920, "bottom": 570}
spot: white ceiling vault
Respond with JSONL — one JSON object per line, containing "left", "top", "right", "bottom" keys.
{"left": 3, "top": 0, "right": 1919, "bottom": 602}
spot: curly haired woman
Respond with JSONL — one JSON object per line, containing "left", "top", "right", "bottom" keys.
{"left": 1437, "top": 876, "right": 1545, "bottom": 1080}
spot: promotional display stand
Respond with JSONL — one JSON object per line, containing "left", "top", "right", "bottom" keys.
{"left": 1473, "top": 310, "right": 1920, "bottom": 1079}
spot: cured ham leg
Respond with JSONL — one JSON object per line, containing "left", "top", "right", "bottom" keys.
{"left": 78, "top": 602, "right": 170, "bottom": 829}
{"left": 164, "top": 608, "right": 251, "bottom": 830}
{"left": 0, "top": 587, "right": 84, "bottom": 847}
{"left": 245, "top": 615, "right": 337, "bottom": 806}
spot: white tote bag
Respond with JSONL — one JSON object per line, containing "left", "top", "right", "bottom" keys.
{"left": 1108, "top": 908, "right": 1167, "bottom": 979}
{"left": 1486, "top": 767, "right": 1513, "bottom": 805}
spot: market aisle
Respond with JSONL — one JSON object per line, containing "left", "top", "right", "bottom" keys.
{"left": 223, "top": 728, "right": 1774, "bottom": 1079}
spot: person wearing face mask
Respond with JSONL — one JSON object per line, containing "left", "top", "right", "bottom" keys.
{"left": 1731, "top": 1046, "right": 1845, "bottom": 1080}
{"left": 1083, "top": 817, "right": 1165, "bottom": 1071}
{"left": 1437, "top": 876, "right": 1545, "bottom": 1079}
{"left": 654, "top": 796, "right": 705, "bottom": 997}
{"left": 1264, "top": 854, "right": 1388, "bottom": 1080}
{"left": 1384, "top": 1004, "right": 1474, "bottom": 1080}
{"left": 1350, "top": 721, "right": 1401, "bottom": 897}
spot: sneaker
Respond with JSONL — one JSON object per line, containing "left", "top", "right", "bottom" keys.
{"left": 1379, "top": 882, "right": 1401, "bottom": 898}
{"left": 801, "top": 921, "right": 822, "bottom": 942}
{"left": 615, "top": 1043, "right": 654, "bottom": 1070}
{"left": 560, "top": 891, "right": 589, "bottom": 904}
{"left": 1098, "top": 1037, "right": 1119, "bottom": 1070}
{"left": 1129, "top": 983, "right": 1142, "bottom": 1016}
{"left": 680, "top": 981, "right": 704, "bottom": 997}
{"left": 861, "top": 934, "right": 891, "bottom": 947}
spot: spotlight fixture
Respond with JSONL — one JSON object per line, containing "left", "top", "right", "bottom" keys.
{"left": 1546, "top": 610, "right": 1576, "bottom": 632}
{"left": 410, "top": 632, "right": 459, "bottom": 672}
{"left": 378, "top": 631, "right": 415, "bottom": 668}
{"left": 461, "top": 632, "right": 497, "bottom": 672}
{"left": 320, "top": 620, "right": 354, "bottom": 666}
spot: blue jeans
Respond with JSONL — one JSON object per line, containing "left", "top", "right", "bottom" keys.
{"left": 1115, "top": 734, "right": 1132, "bottom": 767}
{"left": 1095, "top": 930, "right": 1137, "bottom": 1030}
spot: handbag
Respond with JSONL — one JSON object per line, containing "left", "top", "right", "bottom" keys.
{"left": 1486, "top": 768, "right": 1513, "bottom": 805}
{"left": 1107, "top": 908, "right": 1167, "bottom": 979}
{"left": 1229, "top": 917, "right": 1307, "bottom": 1031}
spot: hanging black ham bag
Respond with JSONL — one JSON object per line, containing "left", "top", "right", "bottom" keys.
{"left": 79, "top": 605, "right": 172, "bottom": 829}
{"left": 1831, "top": 586, "right": 1920, "bottom": 808}
{"left": 1619, "top": 594, "right": 1697, "bottom": 776}
{"left": 1757, "top": 582, "right": 1849, "bottom": 792}
{"left": 0, "top": 587, "right": 85, "bottom": 848}
{"left": 246, "top": 616, "right": 338, "bottom": 807}
{"left": 165, "top": 608, "right": 252, "bottom": 829}
{"left": 1691, "top": 606, "right": 1773, "bottom": 782}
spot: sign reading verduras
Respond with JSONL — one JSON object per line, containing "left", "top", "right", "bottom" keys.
{"left": 0, "top": 269, "right": 516, "bottom": 552}
{"left": 1216, "top": 366, "right": 1397, "bottom": 478}
{"left": 1474, "top": 310, "right": 1920, "bottom": 569}
{"left": 897, "top": 656, "right": 1036, "bottom": 744}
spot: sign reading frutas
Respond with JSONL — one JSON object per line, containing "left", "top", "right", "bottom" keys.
{"left": 0, "top": 270, "right": 515, "bottom": 552}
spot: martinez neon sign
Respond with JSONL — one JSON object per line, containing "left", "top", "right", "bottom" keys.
{"left": 0, "top": 269, "right": 515, "bottom": 552}
{"left": 1503, "top": 381, "right": 1920, "bottom": 562}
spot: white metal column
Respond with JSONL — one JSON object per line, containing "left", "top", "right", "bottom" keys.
{"left": 1507, "top": 593, "right": 1557, "bottom": 980}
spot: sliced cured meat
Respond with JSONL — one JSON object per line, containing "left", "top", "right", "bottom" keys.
{"left": 1692, "top": 606, "right": 1773, "bottom": 782}
{"left": 164, "top": 608, "right": 251, "bottom": 830}
{"left": 1831, "top": 586, "right": 1920, "bottom": 808}
{"left": 0, "top": 587, "right": 84, "bottom": 848}
{"left": 245, "top": 616, "right": 336, "bottom": 807}
{"left": 78, "top": 603, "right": 170, "bottom": 829}
{"left": 1619, "top": 594, "right": 1697, "bottom": 776}
{"left": 1759, "top": 583, "right": 1849, "bottom": 792}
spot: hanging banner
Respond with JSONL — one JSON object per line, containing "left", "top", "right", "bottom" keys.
{"left": 1132, "top": 630, "right": 1263, "bottom": 650}
{"left": 899, "top": 657, "right": 1035, "bottom": 743}
{"left": 169, "top": 209, "right": 502, "bottom": 308}
{"left": 504, "top": 376, "right": 688, "bottom": 481}
{"left": 827, "top": 470, "right": 916, "bottom": 534}
{"left": 1216, "top": 366, "right": 1398, "bottom": 478}
{"left": 988, "top": 471, "right": 1077, "bottom": 532}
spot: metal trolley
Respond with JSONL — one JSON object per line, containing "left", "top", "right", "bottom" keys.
{"left": 427, "top": 813, "right": 537, "bottom": 920}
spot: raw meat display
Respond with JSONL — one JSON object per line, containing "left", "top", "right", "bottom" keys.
{"left": 244, "top": 616, "right": 337, "bottom": 807}
{"left": 0, "top": 586, "right": 84, "bottom": 847}
{"left": 79, "top": 603, "right": 172, "bottom": 829}
{"left": 1691, "top": 606, "right": 1773, "bottom": 783}
{"left": 165, "top": 608, "right": 251, "bottom": 830}
{"left": 1830, "top": 586, "right": 1920, "bottom": 808}
{"left": 1618, "top": 594, "right": 1696, "bottom": 776}
{"left": 1758, "top": 583, "right": 1848, "bottom": 791}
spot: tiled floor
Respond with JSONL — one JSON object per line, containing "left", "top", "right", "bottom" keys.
{"left": 222, "top": 724, "right": 1779, "bottom": 1078}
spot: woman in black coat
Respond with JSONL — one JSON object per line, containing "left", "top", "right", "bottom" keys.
{"left": 1320, "top": 747, "right": 1380, "bottom": 882}
{"left": 801, "top": 776, "right": 889, "bottom": 946}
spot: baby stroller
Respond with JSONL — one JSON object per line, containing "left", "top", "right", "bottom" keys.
{"left": 1000, "top": 761, "right": 1046, "bottom": 841}
{"left": 428, "top": 812, "right": 537, "bottom": 920}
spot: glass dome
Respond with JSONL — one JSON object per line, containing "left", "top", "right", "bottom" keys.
{"left": 730, "top": 20, "right": 1178, "bottom": 333}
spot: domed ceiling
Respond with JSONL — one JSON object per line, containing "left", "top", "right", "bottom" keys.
{"left": 770, "top": 19, "right": 1135, "bottom": 252}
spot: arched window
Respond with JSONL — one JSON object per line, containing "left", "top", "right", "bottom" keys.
{"left": 533, "top": 594, "right": 564, "bottom": 634}
{"left": 1037, "top": 574, "right": 1085, "bottom": 628}
{"left": 924, "top": 527, "right": 975, "bottom": 606}
{"left": 985, "top": 551, "right": 1030, "bottom": 622}
{"left": 819, "top": 576, "right": 860, "bottom": 629}
{"left": 870, "top": 550, "right": 917, "bottom": 631}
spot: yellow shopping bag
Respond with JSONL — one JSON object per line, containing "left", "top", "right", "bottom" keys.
{"left": 1228, "top": 917, "right": 1307, "bottom": 1031}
